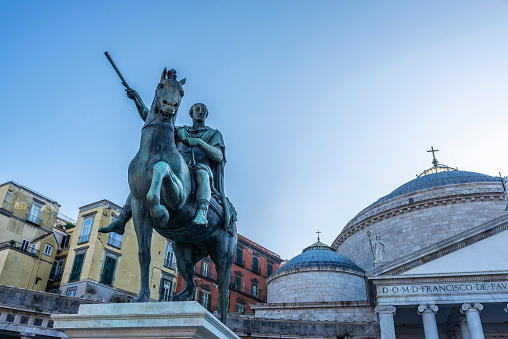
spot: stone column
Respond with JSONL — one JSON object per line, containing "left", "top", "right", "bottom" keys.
{"left": 461, "top": 303, "right": 485, "bottom": 339}
{"left": 459, "top": 315, "right": 471, "bottom": 339}
{"left": 376, "top": 305, "right": 397, "bottom": 339}
{"left": 417, "top": 304, "right": 439, "bottom": 339}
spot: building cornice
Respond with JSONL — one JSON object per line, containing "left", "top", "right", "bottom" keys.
{"left": 79, "top": 200, "right": 123, "bottom": 214}
{"left": 0, "top": 181, "right": 60, "bottom": 206}
{"left": 333, "top": 188, "right": 504, "bottom": 249}
{"left": 237, "top": 237, "right": 282, "bottom": 263}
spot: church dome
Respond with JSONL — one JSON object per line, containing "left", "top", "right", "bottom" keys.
{"left": 333, "top": 155, "right": 506, "bottom": 271}
{"left": 364, "top": 170, "right": 501, "bottom": 212}
{"left": 276, "top": 241, "right": 364, "bottom": 273}
{"left": 266, "top": 239, "right": 367, "bottom": 303}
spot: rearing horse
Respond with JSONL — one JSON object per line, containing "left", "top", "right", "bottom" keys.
{"left": 112, "top": 68, "right": 237, "bottom": 324}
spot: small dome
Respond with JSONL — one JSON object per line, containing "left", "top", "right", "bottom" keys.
{"left": 276, "top": 240, "right": 364, "bottom": 273}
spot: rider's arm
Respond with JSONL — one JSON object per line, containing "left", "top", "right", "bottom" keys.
{"left": 126, "top": 88, "right": 150, "bottom": 121}
{"left": 197, "top": 141, "right": 223, "bottom": 163}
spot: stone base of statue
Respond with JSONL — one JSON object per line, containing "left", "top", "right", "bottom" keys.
{"left": 51, "top": 301, "right": 239, "bottom": 339}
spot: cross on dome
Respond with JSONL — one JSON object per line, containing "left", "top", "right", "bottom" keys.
{"left": 316, "top": 230, "right": 321, "bottom": 242}
{"left": 427, "top": 146, "right": 439, "bottom": 166}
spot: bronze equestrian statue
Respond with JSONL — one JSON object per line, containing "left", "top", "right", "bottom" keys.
{"left": 100, "top": 54, "right": 237, "bottom": 324}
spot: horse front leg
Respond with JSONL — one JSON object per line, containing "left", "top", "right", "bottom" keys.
{"left": 131, "top": 197, "right": 153, "bottom": 302}
{"left": 146, "top": 161, "right": 185, "bottom": 227}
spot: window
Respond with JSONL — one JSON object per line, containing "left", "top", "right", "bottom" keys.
{"left": 43, "top": 244, "right": 53, "bottom": 256}
{"left": 69, "top": 252, "right": 85, "bottom": 282}
{"left": 267, "top": 263, "right": 273, "bottom": 277}
{"left": 198, "top": 290, "right": 212, "bottom": 311}
{"left": 251, "top": 283, "right": 258, "bottom": 298}
{"left": 159, "top": 277, "right": 172, "bottom": 301}
{"left": 49, "top": 260, "right": 64, "bottom": 281}
{"left": 107, "top": 232, "right": 123, "bottom": 248}
{"left": 235, "top": 248, "right": 243, "bottom": 265}
{"left": 78, "top": 216, "right": 94, "bottom": 244}
{"left": 100, "top": 254, "right": 118, "bottom": 286}
{"left": 66, "top": 287, "right": 77, "bottom": 297}
{"left": 234, "top": 276, "right": 242, "bottom": 290}
{"left": 235, "top": 304, "right": 246, "bottom": 313}
{"left": 252, "top": 256, "right": 259, "bottom": 273}
{"left": 62, "top": 235, "right": 71, "bottom": 248}
{"left": 21, "top": 239, "right": 30, "bottom": 252}
{"left": 164, "top": 242, "right": 176, "bottom": 269}
{"left": 200, "top": 261, "right": 209, "bottom": 277}
{"left": 27, "top": 201, "right": 43, "bottom": 224}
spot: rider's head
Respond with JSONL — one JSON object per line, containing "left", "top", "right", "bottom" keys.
{"left": 189, "top": 103, "right": 208, "bottom": 122}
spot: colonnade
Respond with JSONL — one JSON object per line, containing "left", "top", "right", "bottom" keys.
{"left": 375, "top": 302, "right": 508, "bottom": 339}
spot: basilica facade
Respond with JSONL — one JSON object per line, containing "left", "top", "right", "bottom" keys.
{"left": 229, "top": 159, "right": 508, "bottom": 339}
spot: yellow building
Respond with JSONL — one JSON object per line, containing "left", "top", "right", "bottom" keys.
{"left": 0, "top": 181, "right": 60, "bottom": 292}
{"left": 59, "top": 199, "right": 178, "bottom": 302}
{"left": 46, "top": 214, "right": 75, "bottom": 292}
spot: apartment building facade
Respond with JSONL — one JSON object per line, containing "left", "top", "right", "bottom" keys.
{"left": 59, "top": 199, "right": 178, "bottom": 302}
{"left": 175, "top": 234, "right": 282, "bottom": 314}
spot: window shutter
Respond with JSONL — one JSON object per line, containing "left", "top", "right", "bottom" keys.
{"left": 267, "top": 263, "right": 273, "bottom": 276}
{"left": 198, "top": 291, "right": 204, "bottom": 306}
{"left": 235, "top": 276, "right": 241, "bottom": 289}
{"left": 253, "top": 257, "right": 258, "bottom": 272}
{"left": 159, "top": 278, "right": 164, "bottom": 301}
{"left": 207, "top": 294, "right": 212, "bottom": 311}
{"left": 236, "top": 248, "right": 242, "bottom": 263}
{"left": 70, "top": 253, "right": 84, "bottom": 281}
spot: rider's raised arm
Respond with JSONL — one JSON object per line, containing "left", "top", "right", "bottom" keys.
{"left": 126, "top": 88, "right": 150, "bottom": 121}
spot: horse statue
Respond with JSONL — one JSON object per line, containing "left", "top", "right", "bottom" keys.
{"left": 100, "top": 65, "right": 237, "bottom": 324}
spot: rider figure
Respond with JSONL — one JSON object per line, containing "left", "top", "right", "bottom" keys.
{"left": 175, "top": 103, "right": 226, "bottom": 226}
{"left": 100, "top": 88, "right": 231, "bottom": 233}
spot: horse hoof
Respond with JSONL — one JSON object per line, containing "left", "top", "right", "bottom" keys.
{"left": 192, "top": 215, "right": 208, "bottom": 227}
{"left": 98, "top": 219, "right": 126, "bottom": 235}
{"left": 151, "top": 206, "right": 169, "bottom": 227}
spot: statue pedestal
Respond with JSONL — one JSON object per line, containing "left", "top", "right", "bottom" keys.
{"left": 51, "top": 301, "right": 239, "bottom": 339}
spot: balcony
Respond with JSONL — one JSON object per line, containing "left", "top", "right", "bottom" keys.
{"left": 164, "top": 258, "right": 175, "bottom": 269}
{"left": 26, "top": 212, "right": 41, "bottom": 225}
{"left": 0, "top": 241, "right": 40, "bottom": 258}
{"left": 107, "top": 237, "right": 122, "bottom": 249}
{"left": 195, "top": 266, "right": 217, "bottom": 281}
{"left": 77, "top": 233, "right": 90, "bottom": 244}
{"left": 48, "top": 271, "right": 63, "bottom": 282}
{"left": 229, "top": 279, "right": 266, "bottom": 302}
{"left": 234, "top": 259, "right": 245, "bottom": 267}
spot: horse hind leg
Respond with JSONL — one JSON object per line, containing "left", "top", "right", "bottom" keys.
{"left": 146, "top": 161, "right": 185, "bottom": 227}
{"left": 131, "top": 197, "right": 153, "bottom": 302}
{"left": 171, "top": 242, "right": 202, "bottom": 302}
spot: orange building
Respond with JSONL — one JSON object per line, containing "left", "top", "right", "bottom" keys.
{"left": 175, "top": 234, "right": 282, "bottom": 314}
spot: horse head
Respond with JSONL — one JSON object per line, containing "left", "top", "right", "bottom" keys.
{"left": 151, "top": 68, "right": 186, "bottom": 122}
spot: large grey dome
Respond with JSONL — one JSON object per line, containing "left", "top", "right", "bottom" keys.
{"left": 276, "top": 241, "right": 364, "bottom": 273}
{"left": 364, "top": 170, "right": 502, "bottom": 211}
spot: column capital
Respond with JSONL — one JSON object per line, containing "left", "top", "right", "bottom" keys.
{"left": 417, "top": 304, "right": 438, "bottom": 315}
{"left": 461, "top": 302, "right": 483, "bottom": 314}
{"left": 504, "top": 303, "right": 508, "bottom": 313}
{"left": 375, "top": 305, "right": 396, "bottom": 315}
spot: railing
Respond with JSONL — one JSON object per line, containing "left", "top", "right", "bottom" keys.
{"left": 164, "top": 258, "right": 175, "bottom": 269}
{"left": 107, "top": 236, "right": 122, "bottom": 249}
{"left": 26, "top": 212, "right": 41, "bottom": 224}
{"left": 57, "top": 213, "right": 76, "bottom": 224}
{"left": 235, "top": 259, "right": 245, "bottom": 266}
{"left": 195, "top": 266, "right": 217, "bottom": 281}
{"left": 229, "top": 280, "right": 266, "bottom": 302}
{"left": 100, "top": 273, "right": 115, "bottom": 286}
{"left": 77, "top": 233, "right": 90, "bottom": 244}
{"left": 0, "top": 241, "right": 40, "bottom": 257}
{"left": 48, "top": 271, "right": 63, "bottom": 282}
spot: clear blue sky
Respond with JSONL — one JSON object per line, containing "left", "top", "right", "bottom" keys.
{"left": 1, "top": 1, "right": 508, "bottom": 260}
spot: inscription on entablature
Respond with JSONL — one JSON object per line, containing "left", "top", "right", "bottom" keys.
{"left": 378, "top": 281, "right": 508, "bottom": 296}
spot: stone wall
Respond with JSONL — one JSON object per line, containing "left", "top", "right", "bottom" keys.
{"left": 334, "top": 182, "right": 505, "bottom": 270}
{"left": 267, "top": 267, "right": 367, "bottom": 303}
{"left": 227, "top": 314, "right": 379, "bottom": 338}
